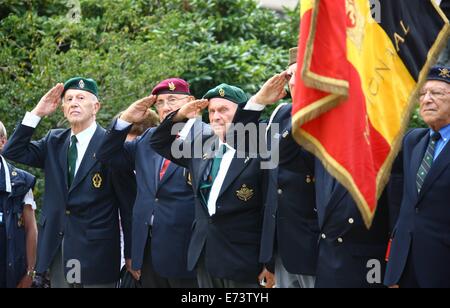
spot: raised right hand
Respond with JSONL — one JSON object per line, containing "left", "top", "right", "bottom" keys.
{"left": 120, "top": 95, "right": 156, "bottom": 124}
{"left": 173, "top": 99, "right": 209, "bottom": 122}
{"left": 31, "top": 83, "right": 65, "bottom": 117}
{"left": 253, "top": 72, "right": 289, "bottom": 106}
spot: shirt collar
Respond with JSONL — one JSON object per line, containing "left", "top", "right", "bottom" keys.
{"left": 431, "top": 124, "right": 450, "bottom": 142}
{"left": 71, "top": 122, "right": 97, "bottom": 145}
{"left": 218, "top": 139, "right": 235, "bottom": 152}
{"left": 0, "top": 155, "right": 12, "bottom": 193}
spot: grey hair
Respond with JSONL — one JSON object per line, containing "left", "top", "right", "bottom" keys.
{"left": 0, "top": 121, "right": 7, "bottom": 139}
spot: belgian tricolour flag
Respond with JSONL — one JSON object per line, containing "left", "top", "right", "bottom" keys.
{"left": 292, "top": 0, "right": 449, "bottom": 227}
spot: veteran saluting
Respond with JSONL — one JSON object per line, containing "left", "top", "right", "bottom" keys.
{"left": 3, "top": 78, "right": 132, "bottom": 288}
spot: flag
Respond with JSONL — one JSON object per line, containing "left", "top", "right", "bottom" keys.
{"left": 292, "top": 0, "right": 450, "bottom": 227}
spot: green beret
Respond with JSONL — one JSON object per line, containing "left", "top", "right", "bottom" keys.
{"left": 203, "top": 84, "right": 249, "bottom": 105}
{"left": 62, "top": 77, "right": 99, "bottom": 98}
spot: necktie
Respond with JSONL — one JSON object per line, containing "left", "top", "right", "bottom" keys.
{"left": 416, "top": 132, "right": 441, "bottom": 193}
{"left": 200, "top": 144, "right": 228, "bottom": 205}
{"left": 68, "top": 135, "right": 78, "bottom": 187}
{"left": 159, "top": 159, "right": 171, "bottom": 180}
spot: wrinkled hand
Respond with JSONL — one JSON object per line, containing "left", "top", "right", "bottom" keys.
{"left": 258, "top": 267, "right": 275, "bottom": 288}
{"left": 173, "top": 99, "right": 209, "bottom": 122}
{"left": 253, "top": 72, "right": 289, "bottom": 106}
{"left": 121, "top": 95, "right": 156, "bottom": 124}
{"left": 16, "top": 275, "right": 33, "bottom": 288}
{"left": 32, "top": 83, "right": 65, "bottom": 117}
{"left": 129, "top": 269, "right": 141, "bottom": 281}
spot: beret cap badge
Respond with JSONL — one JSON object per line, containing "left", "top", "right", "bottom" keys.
{"left": 439, "top": 68, "right": 450, "bottom": 79}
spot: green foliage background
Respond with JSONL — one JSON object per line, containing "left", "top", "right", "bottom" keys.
{"left": 0, "top": 0, "right": 447, "bottom": 210}
{"left": 0, "top": 0, "right": 299, "bottom": 208}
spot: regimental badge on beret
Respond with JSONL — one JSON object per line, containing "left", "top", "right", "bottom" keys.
{"left": 219, "top": 88, "right": 225, "bottom": 97}
{"left": 79, "top": 79, "right": 85, "bottom": 89}
{"left": 168, "top": 82, "right": 176, "bottom": 91}
{"left": 236, "top": 184, "right": 254, "bottom": 202}
{"left": 439, "top": 68, "right": 450, "bottom": 79}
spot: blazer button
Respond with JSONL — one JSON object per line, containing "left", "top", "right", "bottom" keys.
{"left": 321, "top": 233, "right": 327, "bottom": 239}
{"left": 277, "top": 189, "right": 283, "bottom": 195}
{"left": 348, "top": 218, "right": 354, "bottom": 224}
{"left": 337, "top": 237, "right": 344, "bottom": 243}
{"left": 65, "top": 210, "right": 71, "bottom": 216}
{"left": 155, "top": 198, "right": 159, "bottom": 203}
{"left": 59, "top": 232, "right": 64, "bottom": 236}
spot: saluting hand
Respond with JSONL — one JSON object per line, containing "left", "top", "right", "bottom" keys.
{"left": 121, "top": 95, "right": 156, "bottom": 124}
{"left": 31, "top": 83, "right": 65, "bottom": 117}
{"left": 173, "top": 99, "right": 209, "bottom": 122}
{"left": 253, "top": 72, "right": 289, "bottom": 106}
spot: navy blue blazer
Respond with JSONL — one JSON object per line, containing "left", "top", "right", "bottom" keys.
{"left": 0, "top": 162, "right": 35, "bottom": 288}
{"left": 150, "top": 112, "right": 267, "bottom": 284}
{"left": 3, "top": 124, "right": 132, "bottom": 285}
{"left": 384, "top": 128, "right": 450, "bottom": 288}
{"left": 234, "top": 104, "right": 319, "bottom": 276}
{"left": 97, "top": 120, "right": 197, "bottom": 278}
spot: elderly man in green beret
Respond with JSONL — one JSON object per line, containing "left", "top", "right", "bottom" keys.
{"left": 3, "top": 77, "right": 137, "bottom": 288}
{"left": 150, "top": 84, "right": 275, "bottom": 288}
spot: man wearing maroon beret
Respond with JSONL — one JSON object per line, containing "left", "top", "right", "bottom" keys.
{"left": 98, "top": 78, "right": 202, "bottom": 288}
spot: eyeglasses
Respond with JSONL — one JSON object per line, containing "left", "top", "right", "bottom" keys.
{"left": 154, "top": 96, "right": 189, "bottom": 109}
{"left": 419, "top": 89, "right": 449, "bottom": 101}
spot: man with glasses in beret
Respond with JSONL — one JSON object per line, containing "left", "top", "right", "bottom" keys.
{"left": 98, "top": 78, "right": 199, "bottom": 288}
{"left": 385, "top": 66, "right": 450, "bottom": 288}
{"left": 150, "top": 84, "right": 274, "bottom": 288}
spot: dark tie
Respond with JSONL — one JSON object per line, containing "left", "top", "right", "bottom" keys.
{"left": 416, "top": 132, "right": 441, "bottom": 193}
{"left": 200, "top": 144, "right": 228, "bottom": 205}
{"left": 159, "top": 159, "right": 171, "bottom": 180}
{"left": 68, "top": 135, "right": 78, "bottom": 187}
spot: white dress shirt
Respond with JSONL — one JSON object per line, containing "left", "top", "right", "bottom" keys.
{"left": 207, "top": 141, "right": 236, "bottom": 216}
{"left": 22, "top": 111, "right": 98, "bottom": 176}
{"left": 0, "top": 155, "right": 36, "bottom": 210}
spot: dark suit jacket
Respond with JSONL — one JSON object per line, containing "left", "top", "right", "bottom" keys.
{"left": 0, "top": 162, "right": 36, "bottom": 288}
{"left": 3, "top": 123, "right": 132, "bottom": 285}
{"left": 97, "top": 121, "right": 196, "bottom": 278}
{"left": 384, "top": 128, "right": 450, "bottom": 288}
{"left": 233, "top": 104, "right": 319, "bottom": 276}
{"left": 150, "top": 112, "right": 267, "bottom": 283}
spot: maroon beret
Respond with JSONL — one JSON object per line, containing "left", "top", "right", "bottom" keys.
{"left": 151, "top": 78, "right": 191, "bottom": 96}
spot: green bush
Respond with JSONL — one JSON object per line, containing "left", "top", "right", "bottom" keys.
{"left": 0, "top": 0, "right": 299, "bottom": 209}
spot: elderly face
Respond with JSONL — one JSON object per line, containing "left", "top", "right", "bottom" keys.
{"left": 419, "top": 80, "right": 450, "bottom": 131}
{"left": 0, "top": 123, "right": 6, "bottom": 152}
{"left": 154, "top": 93, "right": 192, "bottom": 121}
{"left": 208, "top": 98, "right": 238, "bottom": 140}
{"left": 62, "top": 89, "right": 100, "bottom": 127}
{"left": 287, "top": 63, "right": 297, "bottom": 98}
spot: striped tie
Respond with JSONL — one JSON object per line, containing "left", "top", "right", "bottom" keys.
{"left": 416, "top": 132, "right": 441, "bottom": 193}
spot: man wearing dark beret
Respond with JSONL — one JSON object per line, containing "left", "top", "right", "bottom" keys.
{"left": 150, "top": 84, "right": 274, "bottom": 288}
{"left": 233, "top": 48, "right": 402, "bottom": 288}
{"left": 385, "top": 66, "right": 450, "bottom": 288}
{"left": 97, "top": 78, "right": 200, "bottom": 288}
{"left": 3, "top": 77, "right": 133, "bottom": 288}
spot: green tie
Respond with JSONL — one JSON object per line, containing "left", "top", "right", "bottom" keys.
{"left": 416, "top": 132, "right": 441, "bottom": 193}
{"left": 68, "top": 135, "right": 78, "bottom": 187}
{"left": 200, "top": 144, "right": 228, "bottom": 205}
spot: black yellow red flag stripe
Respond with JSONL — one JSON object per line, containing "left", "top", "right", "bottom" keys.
{"left": 292, "top": 0, "right": 449, "bottom": 228}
